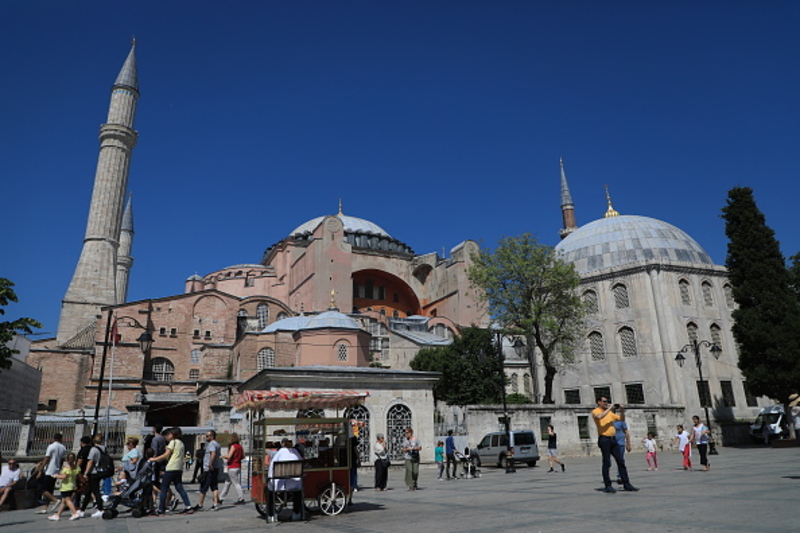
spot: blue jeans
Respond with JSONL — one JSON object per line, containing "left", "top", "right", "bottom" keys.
{"left": 598, "top": 436, "right": 630, "bottom": 488}
{"left": 159, "top": 470, "right": 191, "bottom": 512}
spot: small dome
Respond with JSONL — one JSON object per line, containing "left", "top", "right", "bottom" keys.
{"left": 555, "top": 215, "right": 713, "bottom": 275}
{"left": 303, "top": 310, "right": 363, "bottom": 331}
{"left": 290, "top": 213, "right": 391, "bottom": 238}
{"left": 186, "top": 274, "right": 204, "bottom": 282}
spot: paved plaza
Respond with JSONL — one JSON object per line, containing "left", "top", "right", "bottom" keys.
{"left": 1, "top": 445, "right": 797, "bottom": 532}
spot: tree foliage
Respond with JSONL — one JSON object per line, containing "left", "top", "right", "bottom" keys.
{"left": 721, "top": 187, "right": 800, "bottom": 405}
{"left": 410, "top": 326, "right": 503, "bottom": 406}
{"left": 468, "top": 233, "right": 585, "bottom": 404}
{"left": 0, "top": 278, "right": 42, "bottom": 372}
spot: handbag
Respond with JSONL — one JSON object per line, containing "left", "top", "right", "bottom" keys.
{"left": 410, "top": 450, "right": 420, "bottom": 463}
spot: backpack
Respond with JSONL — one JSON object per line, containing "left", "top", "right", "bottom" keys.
{"left": 94, "top": 446, "right": 115, "bottom": 479}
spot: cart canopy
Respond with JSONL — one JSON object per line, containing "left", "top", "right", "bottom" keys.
{"left": 234, "top": 389, "right": 369, "bottom": 411}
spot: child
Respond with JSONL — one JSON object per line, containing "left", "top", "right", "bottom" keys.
{"left": 435, "top": 441, "right": 445, "bottom": 480}
{"left": 48, "top": 453, "right": 80, "bottom": 521}
{"left": 671, "top": 425, "right": 692, "bottom": 470}
{"left": 643, "top": 433, "right": 658, "bottom": 471}
{"left": 112, "top": 470, "right": 130, "bottom": 496}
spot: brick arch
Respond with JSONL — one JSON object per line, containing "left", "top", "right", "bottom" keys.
{"left": 352, "top": 269, "right": 421, "bottom": 317}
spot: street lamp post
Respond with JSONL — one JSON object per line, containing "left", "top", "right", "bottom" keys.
{"left": 496, "top": 332, "right": 526, "bottom": 474}
{"left": 674, "top": 339, "right": 722, "bottom": 455}
{"left": 92, "top": 310, "right": 153, "bottom": 436}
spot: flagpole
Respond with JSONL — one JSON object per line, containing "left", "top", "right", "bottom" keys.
{"left": 104, "top": 315, "right": 118, "bottom": 445}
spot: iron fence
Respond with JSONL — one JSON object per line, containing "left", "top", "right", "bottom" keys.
{"left": 0, "top": 421, "right": 21, "bottom": 456}
{"left": 29, "top": 421, "right": 77, "bottom": 455}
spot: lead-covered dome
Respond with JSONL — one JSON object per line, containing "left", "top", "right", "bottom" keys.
{"left": 290, "top": 214, "right": 391, "bottom": 238}
{"left": 555, "top": 215, "right": 713, "bottom": 275}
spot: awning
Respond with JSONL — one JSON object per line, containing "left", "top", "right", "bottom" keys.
{"left": 234, "top": 389, "right": 369, "bottom": 411}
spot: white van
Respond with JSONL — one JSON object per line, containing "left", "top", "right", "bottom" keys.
{"left": 473, "top": 430, "right": 540, "bottom": 468}
{"left": 749, "top": 405, "right": 800, "bottom": 443}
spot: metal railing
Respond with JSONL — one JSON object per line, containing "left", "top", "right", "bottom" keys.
{"left": 29, "top": 421, "right": 77, "bottom": 455}
{"left": 0, "top": 421, "right": 21, "bottom": 456}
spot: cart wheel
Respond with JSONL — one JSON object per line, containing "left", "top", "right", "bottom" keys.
{"left": 304, "top": 497, "right": 320, "bottom": 515}
{"left": 318, "top": 483, "right": 346, "bottom": 516}
{"left": 102, "top": 510, "right": 114, "bottom": 520}
{"left": 254, "top": 502, "right": 269, "bottom": 517}
{"left": 111, "top": 509, "right": 119, "bottom": 519}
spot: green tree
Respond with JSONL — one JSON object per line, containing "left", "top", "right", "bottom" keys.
{"left": 468, "top": 233, "right": 585, "bottom": 404}
{"left": 0, "top": 278, "right": 42, "bottom": 372}
{"left": 410, "top": 326, "right": 502, "bottom": 406}
{"left": 789, "top": 252, "right": 800, "bottom": 301}
{"left": 722, "top": 187, "right": 800, "bottom": 436}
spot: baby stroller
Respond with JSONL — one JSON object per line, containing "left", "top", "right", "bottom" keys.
{"left": 102, "top": 461, "right": 156, "bottom": 519}
{"left": 455, "top": 447, "right": 481, "bottom": 479}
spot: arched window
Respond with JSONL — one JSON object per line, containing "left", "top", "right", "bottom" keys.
{"left": 613, "top": 284, "right": 630, "bottom": 309}
{"left": 679, "top": 279, "right": 692, "bottom": 306}
{"left": 146, "top": 357, "right": 174, "bottom": 382}
{"left": 583, "top": 290, "right": 599, "bottom": 314}
{"left": 237, "top": 309, "right": 248, "bottom": 317}
{"left": 687, "top": 322, "right": 698, "bottom": 344}
{"left": 345, "top": 405, "right": 370, "bottom": 464}
{"left": 276, "top": 312, "right": 288, "bottom": 321}
{"left": 702, "top": 282, "right": 714, "bottom": 307}
{"left": 510, "top": 373, "right": 519, "bottom": 394}
{"left": 589, "top": 331, "right": 605, "bottom": 362}
{"left": 723, "top": 284, "right": 734, "bottom": 309}
{"left": 386, "top": 404, "right": 412, "bottom": 461}
{"left": 256, "top": 304, "right": 269, "bottom": 329}
{"left": 619, "top": 327, "right": 637, "bottom": 358}
{"left": 337, "top": 343, "right": 348, "bottom": 362}
{"left": 710, "top": 323, "right": 723, "bottom": 354}
{"left": 257, "top": 348, "right": 275, "bottom": 371}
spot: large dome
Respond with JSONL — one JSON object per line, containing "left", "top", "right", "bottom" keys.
{"left": 555, "top": 215, "right": 713, "bottom": 275}
{"left": 290, "top": 213, "right": 391, "bottom": 238}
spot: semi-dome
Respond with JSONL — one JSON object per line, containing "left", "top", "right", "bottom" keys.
{"left": 555, "top": 215, "right": 713, "bottom": 275}
{"left": 290, "top": 213, "right": 391, "bottom": 238}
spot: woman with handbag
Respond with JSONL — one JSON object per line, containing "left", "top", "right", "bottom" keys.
{"left": 402, "top": 428, "right": 421, "bottom": 491}
{"left": 373, "top": 434, "right": 389, "bottom": 491}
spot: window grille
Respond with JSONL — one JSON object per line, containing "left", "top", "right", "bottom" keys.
{"left": 539, "top": 416, "right": 551, "bottom": 442}
{"left": 645, "top": 413, "right": 658, "bottom": 437}
{"left": 189, "top": 369, "right": 199, "bottom": 380}
{"left": 386, "top": 404, "right": 413, "bottom": 461}
{"left": 297, "top": 408, "right": 325, "bottom": 418}
{"left": 564, "top": 389, "right": 581, "bottom": 404}
{"left": 625, "top": 383, "right": 645, "bottom": 404}
{"left": 337, "top": 343, "right": 348, "bottom": 362}
{"left": 146, "top": 357, "right": 174, "bottom": 382}
{"left": 723, "top": 284, "right": 735, "bottom": 309}
{"left": 589, "top": 331, "right": 605, "bottom": 361}
{"left": 510, "top": 373, "right": 519, "bottom": 394}
{"left": 702, "top": 282, "right": 714, "bottom": 307}
{"left": 190, "top": 349, "right": 201, "bottom": 364}
{"left": 619, "top": 327, "right": 637, "bottom": 357}
{"left": 257, "top": 348, "right": 275, "bottom": 371}
{"left": 720, "top": 381, "right": 736, "bottom": 407}
{"left": 710, "top": 324, "right": 722, "bottom": 355}
{"left": 257, "top": 304, "right": 269, "bottom": 329}
{"left": 583, "top": 290, "right": 599, "bottom": 313}
{"left": 593, "top": 386, "right": 611, "bottom": 403}
{"left": 697, "top": 381, "right": 712, "bottom": 408}
{"left": 345, "top": 405, "right": 371, "bottom": 464}
{"left": 577, "top": 416, "right": 591, "bottom": 439}
{"left": 679, "top": 279, "right": 691, "bottom": 305}
{"left": 613, "top": 284, "right": 629, "bottom": 309}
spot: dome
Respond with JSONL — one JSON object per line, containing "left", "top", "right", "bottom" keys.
{"left": 555, "top": 215, "right": 713, "bottom": 275}
{"left": 290, "top": 213, "right": 391, "bottom": 238}
{"left": 302, "top": 310, "right": 363, "bottom": 331}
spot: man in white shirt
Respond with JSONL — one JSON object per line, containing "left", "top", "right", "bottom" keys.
{"left": 0, "top": 460, "right": 22, "bottom": 509}
{"left": 37, "top": 433, "right": 67, "bottom": 513}
{"left": 266, "top": 439, "right": 303, "bottom": 522}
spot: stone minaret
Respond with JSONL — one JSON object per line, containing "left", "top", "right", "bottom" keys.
{"left": 559, "top": 157, "right": 577, "bottom": 240}
{"left": 116, "top": 193, "right": 135, "bottom": 304}
{"left": 57, "top": 43, "right": 139, "bottom": 345}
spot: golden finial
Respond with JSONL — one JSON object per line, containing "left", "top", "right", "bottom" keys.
{"left": 131, "top": 36, "right": 137, "bottom": 47}
{"left": 338, "top": 198, "right": 343, "bottom": 215}
{"left": 603, "top": 184, "right": 619, "bottom": 218}
{"left": 330, "top": 288, "right": 336, "bottom": 309}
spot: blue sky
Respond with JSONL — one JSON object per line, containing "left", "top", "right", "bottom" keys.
{"left": 3, "top": 1, "right": 799, "bottom": 334}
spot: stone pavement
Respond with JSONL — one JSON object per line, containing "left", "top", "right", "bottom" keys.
{"left": 1, "top": 445, "right": 797, "bottom": 532}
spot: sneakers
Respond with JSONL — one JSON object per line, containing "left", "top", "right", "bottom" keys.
{"left": 266, "top": 515, "right": 278, "bottom": 523}
{"left": 178, "top": 507, "right": 195, "bottom": 515}
{"left": 192, "top": 504, "right": 203, "bottom": 512}
{"left": 623, "top": 485, "right": 640, "bottom": 492}
{"left": 211, "top": 504, "right": 219, "bottom": 512}
{"left": 91, "top": 510, "right": 104, "bottom": 518}
{"left": 561, "top": 464, "right": 565, "bottom": 473}
{"left": 77, "top": 511, "right": 85, "bottom": 518}
{"left": 602, "top": 486, "right": 617, "bottom": 493}
{"left": 234, "top": 499, "right": 246, "bottom": 505}
{"left": 47, "top": 514, "right": 61, "bottom": 521}
{"left": 36, "top": 509, "right": 49, "bottom": 514}
{"left": 69, "top": 513, "right": 81, "bottom": 521}
{"left": 547, "top": 468, "right": 554, "bottom": 473}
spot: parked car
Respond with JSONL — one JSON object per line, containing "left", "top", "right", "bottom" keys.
{"left": 473, "top": 430, "right": 540, "bottom": 468}
{"left": 749, "top": 405, "right": 800, "bottom": 443}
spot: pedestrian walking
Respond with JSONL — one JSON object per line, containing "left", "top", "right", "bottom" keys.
{"left": 435, "top": 441, "right": 445, "bottom": 480}
{"left": 219, "top": 432, "right": 246, "bottom": 505}
{"left": 672, "top": 425, "right": 692, "bottom": 470}
{"left": 373, "top": 434, "right": 389, "bottom": 491}
{"left": 47, "top": 452, "right": 80, "bottom": 521}
{"left": 196, "top": 430, "right": 222, "bottom": 511}
{"left": 149, "top": 427, "right": 194, "bottom": 516}
{"left": 691, "top": 416, "right": 711, "bottom": 471}
{"left": 37, "top": 432, "right": 66, "bottom": 514}
{"left": 191, "top": 443, "right": 205, "bottom": 483}
{"left": 546, "top": 425, "right": 565, "bottom": 473}
{"left": 150, "top": 425, "right": 167, "bottom": 487}
{"left": 445, "top": 430, "right": 457, "bottom": 480}
{"left": 78, "top": 434, "right": 107, "bottom": 518}
{"left": 613, "top": 415, "right": 631, "bottom": 483}
{"left": 402, "top": 428, "right": 421, "bottom": 491}
{"left": 643, "top": 433, "right": 658, "bottom": 471}
{"left": 591, "top": 397, "right": 638, "bottom": 493}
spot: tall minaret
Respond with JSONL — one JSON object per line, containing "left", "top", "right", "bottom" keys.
{"left": 116, "top": 193, "right": 135, "bottom": 304}
{"left": 57, "top": 42, "right": 140, "bottom": 345}
{"left": 559, "top": 157, "right": 577, "bottom": 240}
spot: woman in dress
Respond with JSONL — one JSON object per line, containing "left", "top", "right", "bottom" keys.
{"left": 373, "top": 434, "right": 389, "bottom": 491}
{"left": 219, "top": 432, "right": 246, "bottom": 505}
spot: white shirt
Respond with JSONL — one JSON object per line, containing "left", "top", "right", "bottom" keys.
{"left": 676, "top": 431, "right": 691, "bottom": 452}
{"left": 0, "top": 466, "right": 21, "bottom": 488}
{"left": 268, "top": 447, "right": 303, "bottom": 491}
{"left": 643, "top": 438, "right": 656, "bottom": 453}
{"left": 45, "top": 441, "right": 67, "bottom": 477}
